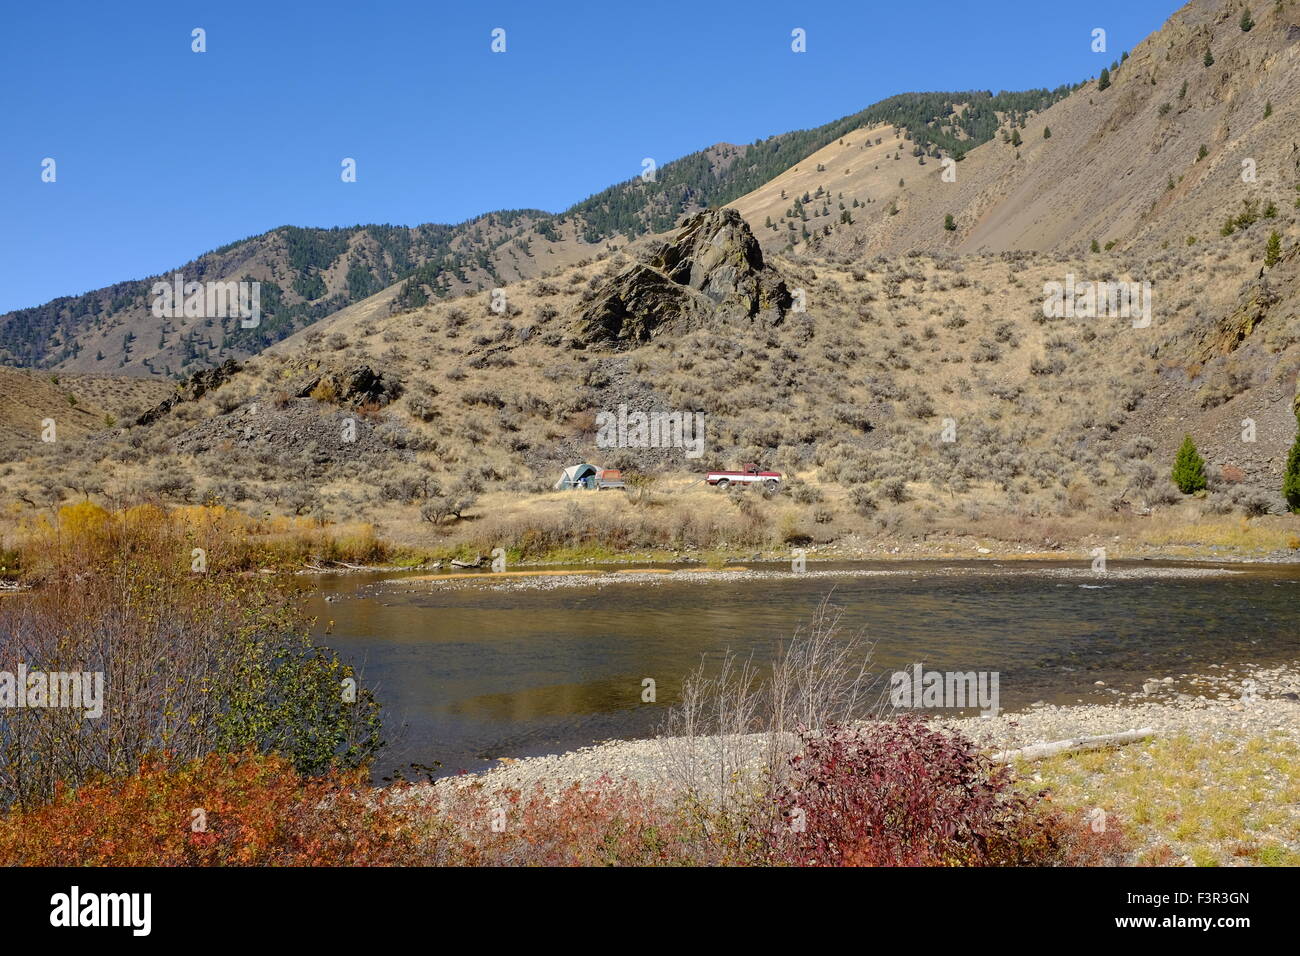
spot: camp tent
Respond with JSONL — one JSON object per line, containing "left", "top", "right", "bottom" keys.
{"left": 554, "top": 463, "right": 599, "bottom": 490}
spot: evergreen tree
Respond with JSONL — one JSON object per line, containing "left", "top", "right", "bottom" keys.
{"left": 1240, "top": 8, "right": 1254, "bottom": 32}
{"left": 1204, "top": 48, "right": 1215, "bottom": 67}
{"left": 1171, "top": 434, "right": 1208, "bottom": 494}
{"left": 1265, "top": 230, "right": 1282, "bottom": 268}
{"left": 944, "top": 214, "right": 957, "bottom": 231}
{"left": 1043, "top": 126, "right": 1052, "bottom": 139}
{"left": 1284, "top": 410, "right": 1300, "bottom": 513}
{"left": 1098, "top": 67, "right": 1111, "bottom": 91}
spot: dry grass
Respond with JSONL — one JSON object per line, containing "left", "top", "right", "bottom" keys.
{"left": 1027, "top": 734, "right": 1300, "bottom": 866}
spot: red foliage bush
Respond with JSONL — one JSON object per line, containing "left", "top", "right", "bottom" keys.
{"left": 766, "top": 718, "right": 1115, "bottom": 866}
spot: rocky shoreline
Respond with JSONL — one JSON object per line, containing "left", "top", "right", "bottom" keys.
{"left": 385, "top": 560, "right": 1255, "bottom": 594}
{"left": 427, "top": 662, "right": 1300, "bottom": 798}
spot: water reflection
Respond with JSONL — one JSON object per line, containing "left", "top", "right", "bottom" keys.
{"left": 305, "top": 562, "right": 1300, "bottom": 778}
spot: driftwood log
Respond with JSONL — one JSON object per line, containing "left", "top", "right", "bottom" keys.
{"left": 990, "top": 727, "right": 1156, "bottom": 763}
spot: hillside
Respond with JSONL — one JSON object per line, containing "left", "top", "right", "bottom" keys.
{"left": 0, "top": 214, "right": 602, "bottom": 378}
{"left": 0, "top": 368, "right": 171, "bottom": 462}
{"left": 806, "top": 0, "right": 1300, "bottom": 257}
{"left": 5, "top": 197, "right": 1295, "bottom": 556}
{"left": 0, "top": 91, "right": 1072, "bottom": 381}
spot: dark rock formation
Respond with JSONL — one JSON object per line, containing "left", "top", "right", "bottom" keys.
{"left": 135, "top": 359, "right": 241, "bottom": 425}
{"left": 574, "top": 208, "right": 792, "bottom": 348}
{"left": 293, "top": 363, "right": 401, "bottom": 406}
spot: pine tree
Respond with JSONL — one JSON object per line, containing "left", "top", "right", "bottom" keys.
{"left": 944, "top": 214, "right": 956, "bottom": 231}
{"left": 1204, "top": 48, "right": 1215, "bottom": 67}
{"left": 1284, "top": 410, "right": 1300, "bottom": 513}
{"left": 1098, "top": 67, "right": 1111, "bottom": 91}
{"left": 1240, "top": 8, "right": 1254, "bottom": 32}
{"left": 1172, "top": 434, "right": 1208, "bottom": 494}
{"left": 1043, "top": 126, "right": 1052, "bottom": 139}
{"left": 1265, "top": 230, "right": 1282, "bottom": 268}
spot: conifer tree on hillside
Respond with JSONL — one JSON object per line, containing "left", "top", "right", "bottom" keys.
{"left": 1284, "top": 411, "right": 1300, "bottom": 513}
{"left": 1098, "top": 67, "right": 1111, "bottom": 91}
{"left": 1265, "top": 230, "right": 1282, "bottom": 268}
{"left": 1172, "top": 435, "right": 1208, "bottom": 494}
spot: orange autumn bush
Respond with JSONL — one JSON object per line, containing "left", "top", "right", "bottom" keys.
{"left": 0, "top": 752, "right": 448, "bottom": 866}
{"left": 0, "top": 751, "right": 704, "bottom": 867}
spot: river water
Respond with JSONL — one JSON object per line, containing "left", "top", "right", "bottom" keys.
{"left": 302, "top": 560, "right": 1300, "bottom": 779}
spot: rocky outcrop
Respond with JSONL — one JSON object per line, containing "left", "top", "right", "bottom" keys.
{"left": 293, "top": 363, "right": 401, "bottom": 407}
{"left": 1197, "top": 241, "right": 1299, "bottom": 362}
{"left": 573, "top": 208, "right": 792, "bottom": 348}
{"left": 135, "top": 359, "right": 242, "bottom": 425}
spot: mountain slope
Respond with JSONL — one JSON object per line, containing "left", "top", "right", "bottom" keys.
{"left": 812, "top": 0, "right": 1300, "bottom": 257}
{"left": 0, "top": 213, "right": 593, "bottom": 377}
{"left": 0, "top": 91, "right": 1074, "bottom": 379}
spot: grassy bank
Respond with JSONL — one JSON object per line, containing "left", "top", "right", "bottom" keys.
{"left": 3, "top": 492, "right": 1299, "bottom": 578}
{"left": 1027, "top": 734, "right": 1300, "bottom": 866}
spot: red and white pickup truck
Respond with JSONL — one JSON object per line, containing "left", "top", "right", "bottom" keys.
{"left": 706, "top": 463, "right": 782, "bottom": 490}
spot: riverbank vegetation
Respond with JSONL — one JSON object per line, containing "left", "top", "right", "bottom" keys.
{"left": 4, "top": 479, "right": 1298, "bottom": 576}
{"left": 0, "top": 723, "right": 1123, "bottom": 866}
{"left": 0, "top": 506, "right": 380, "bottom": 811}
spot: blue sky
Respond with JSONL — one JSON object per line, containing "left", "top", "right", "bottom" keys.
{"left": 0, "top": 0, "right": 1179, "bottom": 313}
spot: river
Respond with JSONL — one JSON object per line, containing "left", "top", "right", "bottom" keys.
{"left": 303, "top": 560, "right": 1300, "bottom": 779}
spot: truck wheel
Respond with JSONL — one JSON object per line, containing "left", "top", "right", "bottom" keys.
{"left": 716, "top": 479, "right": 730, "bottom": 489}
{"left": 765, "top": 480, "right": 779, "bottom": 491}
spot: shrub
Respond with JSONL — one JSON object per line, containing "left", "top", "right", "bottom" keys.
{"left": 309, "top": 378, "right": 339, "bottom": 403}
{"left": 881, "top": 477, "right": 909, "bottom": 503}
{"left": 1171, "top": 434, "right": 1208, "bottom": 493}
{"left": 0, "top": 510, "right": 381, "bottom": 810}
{"left": 1237, "top": 490, "right": 1273, "bottom": 518}
{"left": 407, "top": 393, "right": 438, "bottom": 422}
{"left": 769, "top": 719, "right": 1077, "bottom": 866}
{"left": 848, "top": 486, "right": 878, "bottom": 516}
{"left": 0, "top": 753, "right": 429, "bottom": 865}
